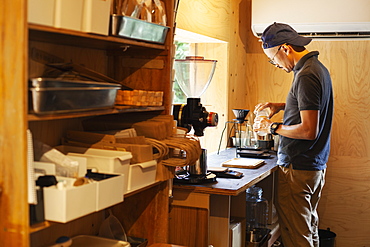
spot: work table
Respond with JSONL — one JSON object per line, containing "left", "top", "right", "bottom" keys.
{"left": 173, "top": 148, "right": 278, "bottom": 196}
{"left": 170, "top": 148, "right": 279, "bottom": 247}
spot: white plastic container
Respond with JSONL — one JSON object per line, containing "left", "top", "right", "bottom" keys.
{"left": 127, "top": 160, "right": 157, "bottom": 192}
{"left": 43, "top": 173, "right": 124, "bottom": 223}
{"left": 54, "top": 0, "right": 84, "bottom": 31}
{"left": 56, "top": 145, "right": 132, "bottom": 193}
{"left": 28, "top": 0, "right": 56, "bottom": 26}
{"left": 43, "top": 176, "right": 97, "bottom": 223}
{"left": 92, "top": 173, "right": 125, "bottom": 211}
{"left": 82, "top": 0, "right": 112, "bottom": 35}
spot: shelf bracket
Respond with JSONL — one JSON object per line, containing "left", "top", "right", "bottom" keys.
{"left": 120, "top": 45, "right": 130, "bottom": 52}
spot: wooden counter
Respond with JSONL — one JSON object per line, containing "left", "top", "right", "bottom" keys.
{"left": 173, "top": 148, "right": 278, "bottom": 196}
{"left": 170, "top": 148, "right": 279, "bottom": 247}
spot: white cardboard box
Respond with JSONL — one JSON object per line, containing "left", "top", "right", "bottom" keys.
{"left": 56, "top": 145, "right": 132, "bottom": 193}
{"left": 127, "top": 160, "right": 157, "bottom": 192}
{"left": 28, "top": 0, "right": 56, "bottom": 26}
{"left": 43, "top": 177, "right": 96, "bottom": 223}
{"left": 82, "top": 0, "right": 112, "bottom": 35}
{"left": 54, "top": 0, "right": 84, "bottom": 31}
{"left": 30, "top": 0, "right": 112, "bottom": 34}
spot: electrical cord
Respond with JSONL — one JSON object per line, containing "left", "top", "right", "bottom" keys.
{"left": 217, "top": 121, "right": 237, "bottom": 154}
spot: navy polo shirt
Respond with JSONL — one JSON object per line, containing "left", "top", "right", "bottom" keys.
{"left": 277, "top": 51, "right": 334, "bottom": 171}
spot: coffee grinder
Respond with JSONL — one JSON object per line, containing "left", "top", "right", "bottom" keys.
{"left": 172, "top": 56, "right": 218, "bottom": 137}
{"left": 172, "top": 56, "right": 218, "bottom": 184}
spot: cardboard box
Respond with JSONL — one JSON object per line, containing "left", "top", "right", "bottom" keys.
{"left": 82, "top": 0, "right": 112, "bottom": 35}
{"left": 28, "top": 0, "right": 55, "bottom": 26}
{"left": 64, "top": 131, "right": 153, "bottom": 163}
{"left": 132, "top": 121, "right": 168, "bottom": 140}
{"left": 54, "top": 0, "right": 84, "bottom": 31}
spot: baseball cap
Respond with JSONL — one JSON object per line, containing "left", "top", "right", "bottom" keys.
{"left": 261, "top": 22, "right": 312, "bottom": 49}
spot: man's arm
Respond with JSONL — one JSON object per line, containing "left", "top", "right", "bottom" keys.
{"left": 275, "top": 110, "right": 319, "bottom": 140}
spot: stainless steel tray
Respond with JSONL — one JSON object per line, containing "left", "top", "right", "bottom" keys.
{"left": 110, "top": 15, "right": 169, "bottom": 44}
{"left": 29, "top": 78, "right": 121, "bottom": 115}
{"left": 71, "top": 235, "right": 130, "bottom": 247}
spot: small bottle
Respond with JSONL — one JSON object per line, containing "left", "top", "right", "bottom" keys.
{"left": 254, "top": 108, "right": 269, "bottom": 136}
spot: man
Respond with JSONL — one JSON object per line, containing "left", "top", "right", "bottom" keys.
{"left": 253, "top": 23, "right": 334, "bottom": 247}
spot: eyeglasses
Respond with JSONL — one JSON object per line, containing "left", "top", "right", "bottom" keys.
{"left": 268, "top": 45, "right": 283, "bottom": 66}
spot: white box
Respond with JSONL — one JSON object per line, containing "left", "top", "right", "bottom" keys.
{"left": 43, "top": 173, "right": 125, "bottom": 223}
{"left": 82, "top": 0, "right": 112, "bottom": 35}
{"left": 28, "top": 0, "right": 56, "bottom": 26}
{"left": 127, "top": 160, "right": 157, "bottom": 192}
{"left": 54, "top": 0, "right": 84, "bottom": 31}
{"left": 230, "top": 221, "right": 242, "bottom": 247}
{"left": 56, "top": 145, "right": 132, "bottom": 193}
{"left": 43, "top": 177, "right": 97, "bottom": 223}
{"left": 34, "top": 161, "right": 56, "bottom": 176}
{"left": 87, "top": 172, "right": 125, "bottom": 211}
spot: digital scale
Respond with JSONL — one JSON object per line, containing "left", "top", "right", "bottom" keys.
{"left": 207, "top": 167, "right": 244, "bottom": 179}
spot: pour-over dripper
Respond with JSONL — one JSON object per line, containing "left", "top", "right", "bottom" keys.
{"left": 233, "top": 109, "right": 250, "bottom": 123}
{"left": 174, "top": 56, "right": 217, "bottom": 98}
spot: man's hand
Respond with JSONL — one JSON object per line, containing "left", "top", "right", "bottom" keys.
{"left": 254, "top": 102, "right": 285, "bottom": 118}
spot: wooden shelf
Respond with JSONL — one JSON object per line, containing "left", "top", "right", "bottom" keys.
{"left": 29, "top": 24, "right": 167, "bottom": 51}
{"left": 124, "top": 181, "right": 163, "bottom": 198}
{"left": 28, "top": 106, "right": 165, "bottom": 121}
{"left": 30, "top": 221, "right": 53, "bottom": 234}
{"left": 29, "top": 181, "right": 164, "bottom": 234}
{"left": 2, "top": 0, "right": 175, "bottom": 246}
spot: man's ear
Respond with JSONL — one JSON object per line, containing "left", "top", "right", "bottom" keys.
{"left": 281, "top": 44, "right": 292, "bottom": 55}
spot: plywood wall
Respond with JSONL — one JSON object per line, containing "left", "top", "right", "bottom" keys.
{"left": 193, "top": 43, "right": 229, "bottom": 153}
{"left": 245, "top": 34, "right": 370, "bottom": 247}
{"left": 177, "top": 0, "right": 233, "bottom": 153}
{"left": 177, "top": 0, "right": 370, "bottom": 246}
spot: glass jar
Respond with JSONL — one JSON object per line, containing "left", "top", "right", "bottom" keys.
{"left": 246, "top": 122, "right": 258, "bottom": 148}
{"left": 254, "top": 109, "right": 269, "bottom": 136}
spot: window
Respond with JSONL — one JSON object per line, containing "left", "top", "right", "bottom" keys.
{"left": 173, "top": 29, "right": 228, "bottom": 153}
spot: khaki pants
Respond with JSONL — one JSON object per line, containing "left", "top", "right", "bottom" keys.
{"left": 276, "top": 165, "right": 326, "bottom": 247}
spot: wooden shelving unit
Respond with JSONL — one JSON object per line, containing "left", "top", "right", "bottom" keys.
{"left": 1, "top": 1, "right": 176, "bottom": 246}
{"left": 28, "top": 106, "right": 165, "bottom": 121}
{"left": 29, "top": 23, "right": 167, "bottom": 51}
